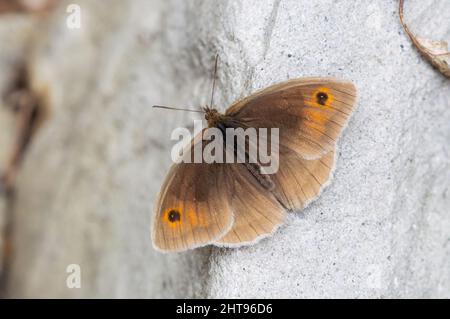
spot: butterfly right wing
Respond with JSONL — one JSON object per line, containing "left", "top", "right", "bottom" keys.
{"left": 226, "top": 77, "right": 357, "bottom": 160}
{"left": 223, "top": 78, "right": 356, "bottom": 212}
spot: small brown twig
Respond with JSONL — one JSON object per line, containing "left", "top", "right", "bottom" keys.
{"left": 0, "top": 67, "right": 42, "bottom": 195}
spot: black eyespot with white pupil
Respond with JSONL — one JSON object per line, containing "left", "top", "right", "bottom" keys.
{"left": 168, "top": 209, "right": 181, "bottom": 223}
{"left": 316, "top": 91, "right": 328, "bottom": 105}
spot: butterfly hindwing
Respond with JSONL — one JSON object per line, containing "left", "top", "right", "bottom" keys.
{"left": 214, "top": 163, "right": 286, "bottom": 246}
{"left": 270, "top": 150, "right": 336, "bottom": 211}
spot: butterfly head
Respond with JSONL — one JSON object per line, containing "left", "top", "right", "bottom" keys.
{"left": 204, "top": 107, "right": 224, "bottom": 128}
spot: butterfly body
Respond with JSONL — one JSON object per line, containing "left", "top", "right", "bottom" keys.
{"left": 152, "top": 77, "right": 357, "bottom": 252}
{"left": 204, "top": 107, "right": 278, "bottom": 194}
{"left": 204, "top": 108, "right": 226, "bottom": 127}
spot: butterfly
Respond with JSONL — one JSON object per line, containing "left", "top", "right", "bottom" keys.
{"left": 151, "top": 76, "right": 357, "bottom": 252}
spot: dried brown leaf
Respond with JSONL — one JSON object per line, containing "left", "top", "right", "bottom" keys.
{"left": 0, "top": 0, "right": 57, "bottom": 14}
{"left": 399, "top": 0, "right": 450, "bottom": 78}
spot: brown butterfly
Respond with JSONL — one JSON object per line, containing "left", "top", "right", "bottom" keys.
{"left": 151, "top": 70, "right": 357, "bottom": 252}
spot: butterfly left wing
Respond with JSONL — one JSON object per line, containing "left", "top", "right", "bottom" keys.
{"left": 153, "top": 130, "right": 286, "bottom": 250}
{"left": 152, "top": 130, "right": 235, "bottom": 252}
{"left": 270, "top": 150, "right": 336, "bottom": 211}
{"left": 152, "top": 161, "right": 236, "bottom": 252}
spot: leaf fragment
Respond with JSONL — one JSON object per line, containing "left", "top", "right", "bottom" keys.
{"left": 0, "top": 0, "right": 56, "bottom": 14}
{"left": 399, "top": 0, "right": 450, "bottom": 78}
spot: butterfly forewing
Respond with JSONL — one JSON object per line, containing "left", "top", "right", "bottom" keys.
{"left": 152, "top": 133, "right": 234, "bottom": 252}
{"left": 226, "top": 78, "right": 357, "bottom": 160}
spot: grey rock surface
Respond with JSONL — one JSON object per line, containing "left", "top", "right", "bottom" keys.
{"left": 0, "top": 0, "right": 449, "bottom": 298}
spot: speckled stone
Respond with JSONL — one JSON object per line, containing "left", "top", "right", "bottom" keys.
{"left": 1, "top": 0, "right": 449, "bottom": 298}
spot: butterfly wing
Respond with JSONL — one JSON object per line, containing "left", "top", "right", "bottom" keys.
{"left": 226, "top": 77, "right": 357, "bottom": 160}
{"left": 226, "top": 78, "right": 357, "bottom": 211}
{"left": 214, "top": 163, "right": 285, "bottom": 246}
{"left": 270, "top": 150, "right": 336, "bottom": 211}
{"left": 153, "top": 129, "right": 287, "bottom": 250}
{"left": 152, "top": 162, "right": 237, "bottom": 252}
{"left": 152, "top": 131, "right": 235, "bottom": 252}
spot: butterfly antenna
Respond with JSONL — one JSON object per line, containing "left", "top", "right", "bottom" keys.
{"left": 152, "top": 105, "right": 204, "bottom": 113}
{"left": 209, "top": 54, "right": 219, "bottom": 110}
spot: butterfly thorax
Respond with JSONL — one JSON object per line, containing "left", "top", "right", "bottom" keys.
{"left": 204, "top": 108, "right": 226, "bottom": 128}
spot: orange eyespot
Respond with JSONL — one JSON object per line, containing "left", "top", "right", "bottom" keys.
{"left": 163, "top": 207, "right": 208, "bottom": 228}
{"left": 305, "top": 87, "right": 334, "bottom": 109}
{"left": 167, "top": 209, "right": 180, "bottom": 222}
{"left": 316, "top": 91, "right": 328, "bottom": 105}
{"left": 314, "top": 87, "right": 334, "bottom": 106}
{"left": 164, "top": 208, "right": 182, "bottom": 227}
